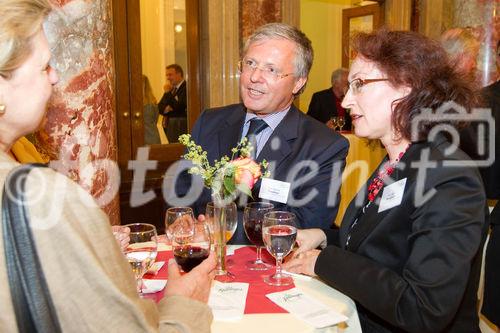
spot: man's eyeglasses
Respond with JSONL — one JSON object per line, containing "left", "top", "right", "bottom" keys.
{"left": 347, "top": 78, "right": 389, "bottom": 95}
{"left": 238, "top": 59, "right": 294, "bottom": 81}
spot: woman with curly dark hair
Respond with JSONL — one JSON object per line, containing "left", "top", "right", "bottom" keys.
{"left": 284, "top": 29, "right": 487, "bottom": 333}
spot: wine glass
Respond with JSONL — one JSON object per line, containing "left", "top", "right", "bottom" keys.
{"left": 124, "top": 223, "right": 158, "bottom": 295}
{"left": 172, "top": 219, "right": 211, "bottom": 272}
{"left": 165, "top": 207, "right": 195, "bottom": 243}
{"left": 329, "top": 116, "right": 338, "bottom": 131}
{"left": 243, "top": 202, "right": 274, "bottom": 270}
{"left": 262, "top": 211, "right": 297, "bottom": 286}
{"left": 337, "top": 116, "right": 345, "bottom": 131}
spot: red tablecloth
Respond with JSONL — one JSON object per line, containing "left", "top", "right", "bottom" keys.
{"left": 144, "top": 246, "right": 294, "bottom": 314}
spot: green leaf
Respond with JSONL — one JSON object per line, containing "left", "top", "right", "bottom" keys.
{"left": 237, "top": 183, "right": 253, "bottom": 198}
{"left": 224, "top": 176, "right": 236, "bottom": 195}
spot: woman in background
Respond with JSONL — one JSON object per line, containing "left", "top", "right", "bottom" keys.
{"left": 0, "top": 0, "right": 215, "bottom": 331}
{"left": 143, "top": 75, "right": 161, "bottom": 145}
{"left": 284, "top": 29, "right": 486, "bottom": 333}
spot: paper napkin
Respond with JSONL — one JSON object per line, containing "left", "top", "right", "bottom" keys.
{"left": 266, "top": 287, "right": 348, "bottom": 328}
{"left": 141, "top": 279, "right": 167, "bottom": 294}
{"left": 147, "top": 261, "right": 165, "bottom": 275}
{"left": 208, "top": 281, "right": 249, "bottom": 321}
{"left": 157, "top": 243, "right": 171, "bottom": 252}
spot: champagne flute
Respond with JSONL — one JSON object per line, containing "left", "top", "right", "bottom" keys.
{"left": 172, "top": 219, "right": 211, "bottom": 272}
{"left": 262, "top": 211, "right": 297, "bottom": 286}
{"left": 337, "top": 116, "right": 345, "bottom": 131}
{"left": 124, "top": 223, "right": 158, "bottom": 295}
{"left": 165, "top": 207, "right": 195, "bottom": 243}
{"left": 243, "top": 202, "right": 274, "bottom": 270}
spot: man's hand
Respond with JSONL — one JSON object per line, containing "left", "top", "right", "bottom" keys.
{"left": 165, "top": 251, "right": 217, "bottom": 303}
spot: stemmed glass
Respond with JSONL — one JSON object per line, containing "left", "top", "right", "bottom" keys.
{"left": 165, "top": 207, "right": 195, "bottom": 243}
{"left": 124, "top": 223, "right": 158, "bottom": 295}
{"left": 262, "top": 211, "right": 297, "bottom": 286}
{"left": 172, "top": 219, "right": 211, "bottom": 272}
{"left": 243, "top": 202, "right": 274, "bottom": 270}
{"left": 337, "top": 116, "right": 346, "bottom": 131}
{"left": 329, "top": 116, "right": 339, "bottom": 131}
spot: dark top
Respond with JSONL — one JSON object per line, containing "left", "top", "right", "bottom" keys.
{"left": 158, "top": 81, "right": 187, "bottom": 118}
{"left": 307, "top": 88, "right": 352, "bottom": 130}
{"left": 171, "top": 103, "right": 349, "bottom": 244}
{"left": 316, "top": 135, "right": 487, "bottom": 333}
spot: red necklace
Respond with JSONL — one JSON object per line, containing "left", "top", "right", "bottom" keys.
{"left": 367, "top": 144, "right": 411, "bottom": 202}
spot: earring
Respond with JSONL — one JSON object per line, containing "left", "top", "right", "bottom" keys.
{"left": 0, "top": 104, "right": 5, "bottom": 114}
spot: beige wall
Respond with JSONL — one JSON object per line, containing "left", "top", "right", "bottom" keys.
{"left": 299, "top": 0, "right": 352, "bottom": 112}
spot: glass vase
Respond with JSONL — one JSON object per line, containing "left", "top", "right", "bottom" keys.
{"left": 209, "top": 201, "right": 236, "bottom": 282}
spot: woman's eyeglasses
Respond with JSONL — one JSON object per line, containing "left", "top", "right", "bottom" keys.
{"left": 346, "top": 78, "right": 389, "bottom": 95}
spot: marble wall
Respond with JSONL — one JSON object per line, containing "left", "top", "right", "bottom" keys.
{"left": 240, "top": 0, "right": 282, "bottom": 45}
{"left": 37, "top": 0, "right": 119, "bottom": 224}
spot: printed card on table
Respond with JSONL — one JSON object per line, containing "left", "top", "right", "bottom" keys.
{"left": 266, "top": 287, "right": 348, "bottom": 328}
{"left": 208, "top": 281, "right": 249, "bottom": 321}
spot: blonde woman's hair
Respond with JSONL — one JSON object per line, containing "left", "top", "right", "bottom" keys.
{"left": 0, "top": 0, "right": 52, "bottom": 78}
{"left": 142, "top": 75, "right": 157, "bottom": 105}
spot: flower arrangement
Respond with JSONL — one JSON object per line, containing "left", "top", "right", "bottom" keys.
{"left": 179, "top": 134, "right": 269, "bottom": 281}
{"left": 178, "top": 134, "right": 269, "bottom": 204}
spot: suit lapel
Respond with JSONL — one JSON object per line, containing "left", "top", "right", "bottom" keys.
{"left": 342, "top": 144, "right": 421, "bottom": 252}
{"left": 257, "top": 105, "right": 299, "bottom": 177}
{"left": 215, "top": 104, "right": 246, "bottom": 160}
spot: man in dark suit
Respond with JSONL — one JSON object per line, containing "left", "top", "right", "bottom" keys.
{"left": 172, "top": 23, "right": 348, "bottom": 244}
{"left": 481, "top": 40, "right": 500, "bottom": 328}
{"left": 307, "top": 68, "right": 351, "bottom": 130}
{"left": 158, "top": 64, "right": 187, "bottom": 143}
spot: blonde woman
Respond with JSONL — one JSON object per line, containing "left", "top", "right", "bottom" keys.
{"left": 0, "top": 0, "right": 215, "bottom": 331}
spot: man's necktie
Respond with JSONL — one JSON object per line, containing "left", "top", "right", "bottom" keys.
{"left": 245, "top": 118, "right": 268, "bottom": 158}
{"left": 171, "top": 87, "right": 177, "bottom": 96}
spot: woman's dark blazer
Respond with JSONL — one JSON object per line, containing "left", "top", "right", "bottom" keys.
{"left": 315, "top": 134, "right": 487, "bottom": 333}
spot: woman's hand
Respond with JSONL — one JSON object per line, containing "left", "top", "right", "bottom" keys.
{"left": 165, "top": 251, "right": 217, "bottom": 303}
{"left": 112, "top": 225, "right": 130, "bottom": 252}
{"left": 283, "top": 249, "right": 321, "bottom": 277}
{"left": 292, "top": 228, "right": 327, "bottom": 258}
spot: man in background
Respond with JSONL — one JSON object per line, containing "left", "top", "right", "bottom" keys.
{"left": 307, "top": 68, "right": 351, "bottom": 130}
{"left": 158, "top": 64, "right": 187, "bottom": 143}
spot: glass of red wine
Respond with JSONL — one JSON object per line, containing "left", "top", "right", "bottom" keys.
{"left": 243, "top": 202, "right": 274, "bottom": 270}
{"left": 262, "top": 211, "right": 297, "bottom": 286}
{"left": 172, "top": 219, "right": 211, "bottom": 272}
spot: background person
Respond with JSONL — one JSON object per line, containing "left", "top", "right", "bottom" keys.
{"left": 173, "top": 23, "right": 348, "bottom": 244}
{"left": 284, "top": 29, "right": 487, "bottom": 332}
{"left": 0, "top": 1, "right": 215, "bottom": 331}
{"left": 143, "top": 74, "right": 161, "bottom": 145}
{"left": 481, "top": 39, "right": 500, "bottom": 331}
{"left": 158, "top": 64, "right": 187, "bottom": 143}
{"left": 307, "top": 68, "right": 351, "bottom": 130}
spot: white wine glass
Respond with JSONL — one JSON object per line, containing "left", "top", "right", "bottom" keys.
{"left": 243, "top": 202, "right": 274, "bottom": 270}
{"left": 262, "top": 211, "right": 297, "bottom": 286}
{"left": 337, "top": 116, "right": 345, "bottom": 131}
{"left": 330, "top": 116, "right": 339, "bottom": 131}
{"left": 124, "top": 223, "right": 158, "bottom": 295}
